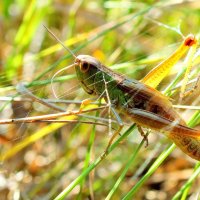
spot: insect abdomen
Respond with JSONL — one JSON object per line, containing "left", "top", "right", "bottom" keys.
{"left": 170, "top": 134, "right": 200, "bottom": 161}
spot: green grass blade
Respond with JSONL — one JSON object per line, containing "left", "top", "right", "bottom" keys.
{"left": 54, "top": 124, "right": 136, "bottom": 200}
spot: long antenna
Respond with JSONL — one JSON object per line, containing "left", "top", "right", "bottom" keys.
{"left": 43, "top": 25, "right": 77, "bottom": 59}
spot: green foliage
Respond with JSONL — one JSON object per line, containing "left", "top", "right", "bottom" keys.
{"left": 1, "top": 1, "right": 200, "bottom": 200}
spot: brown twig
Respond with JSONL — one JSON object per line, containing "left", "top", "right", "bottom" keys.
{"left": 0, "top": 106, "right": 108, "bottom": 124}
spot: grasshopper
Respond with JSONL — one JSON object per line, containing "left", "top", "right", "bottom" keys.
{"left": 1, "top": 27, "right": 200, "bottom": 161}
{"left": 43, "top": 26, "right": 200, "bottom": 161}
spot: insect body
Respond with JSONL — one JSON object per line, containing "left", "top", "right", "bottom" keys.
{"left": 37, "top": 27, "right": 200, "bottom": 161}
{"left": 75, "top": 54, "right": 200, "bottom": 161}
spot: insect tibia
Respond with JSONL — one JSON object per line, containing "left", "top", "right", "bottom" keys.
{"left": 141, "top": 33, "right": 197, "bottom": 88}
{"left": 184, "top": 34, "right": 197, "bottom": 46}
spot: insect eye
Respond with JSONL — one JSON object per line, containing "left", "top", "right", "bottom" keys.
{"left": 80, "top": 62, "right": 90, "bottom": 73}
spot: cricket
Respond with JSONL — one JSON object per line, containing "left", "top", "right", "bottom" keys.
{"left": 1, "top": 27, "right": 200, "bottom": 162}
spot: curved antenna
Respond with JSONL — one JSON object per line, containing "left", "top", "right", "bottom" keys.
{"left": 43, "top": 25, "right": 77, "bottom": 59}
{"left": 51, "top": 63, "right": 75, "bottom": 99}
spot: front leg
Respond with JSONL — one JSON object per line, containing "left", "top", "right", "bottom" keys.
{"left": 101, "top": 106, "right": 124, "bottom": 158}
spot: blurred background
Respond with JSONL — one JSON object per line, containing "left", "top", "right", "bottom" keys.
{"left": 1, "top": 0, "right": 200, "bottom": 199}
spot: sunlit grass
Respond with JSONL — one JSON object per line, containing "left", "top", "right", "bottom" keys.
{"left": 1, "top": 1, "right": 200, "bottom": 200}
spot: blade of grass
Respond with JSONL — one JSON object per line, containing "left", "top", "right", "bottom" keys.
{"left": 172, "top": 162, "right": 200, "bottom": 200}
{"left": 0, "top": 115, "right": 77, "bottom": 161}
{"left": 5, "top": 0, "right": 52, "bottom": 80}
{"left": 53, "top": 124, "right": 136, "bottom": 200}
{"left": 34, "top": 6, "right": 152, "bottom": 81}
{"left": 77, "top": 117, "right": 97, "bottom": 199}
{"left": 122, "top": 143, "right": 176, "bottom": 200}
{"left": 122, "top": 111, "right": 200, "bottom": 199}
{"left": 105, "top": 132, "right": 149, "bottom": 200}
